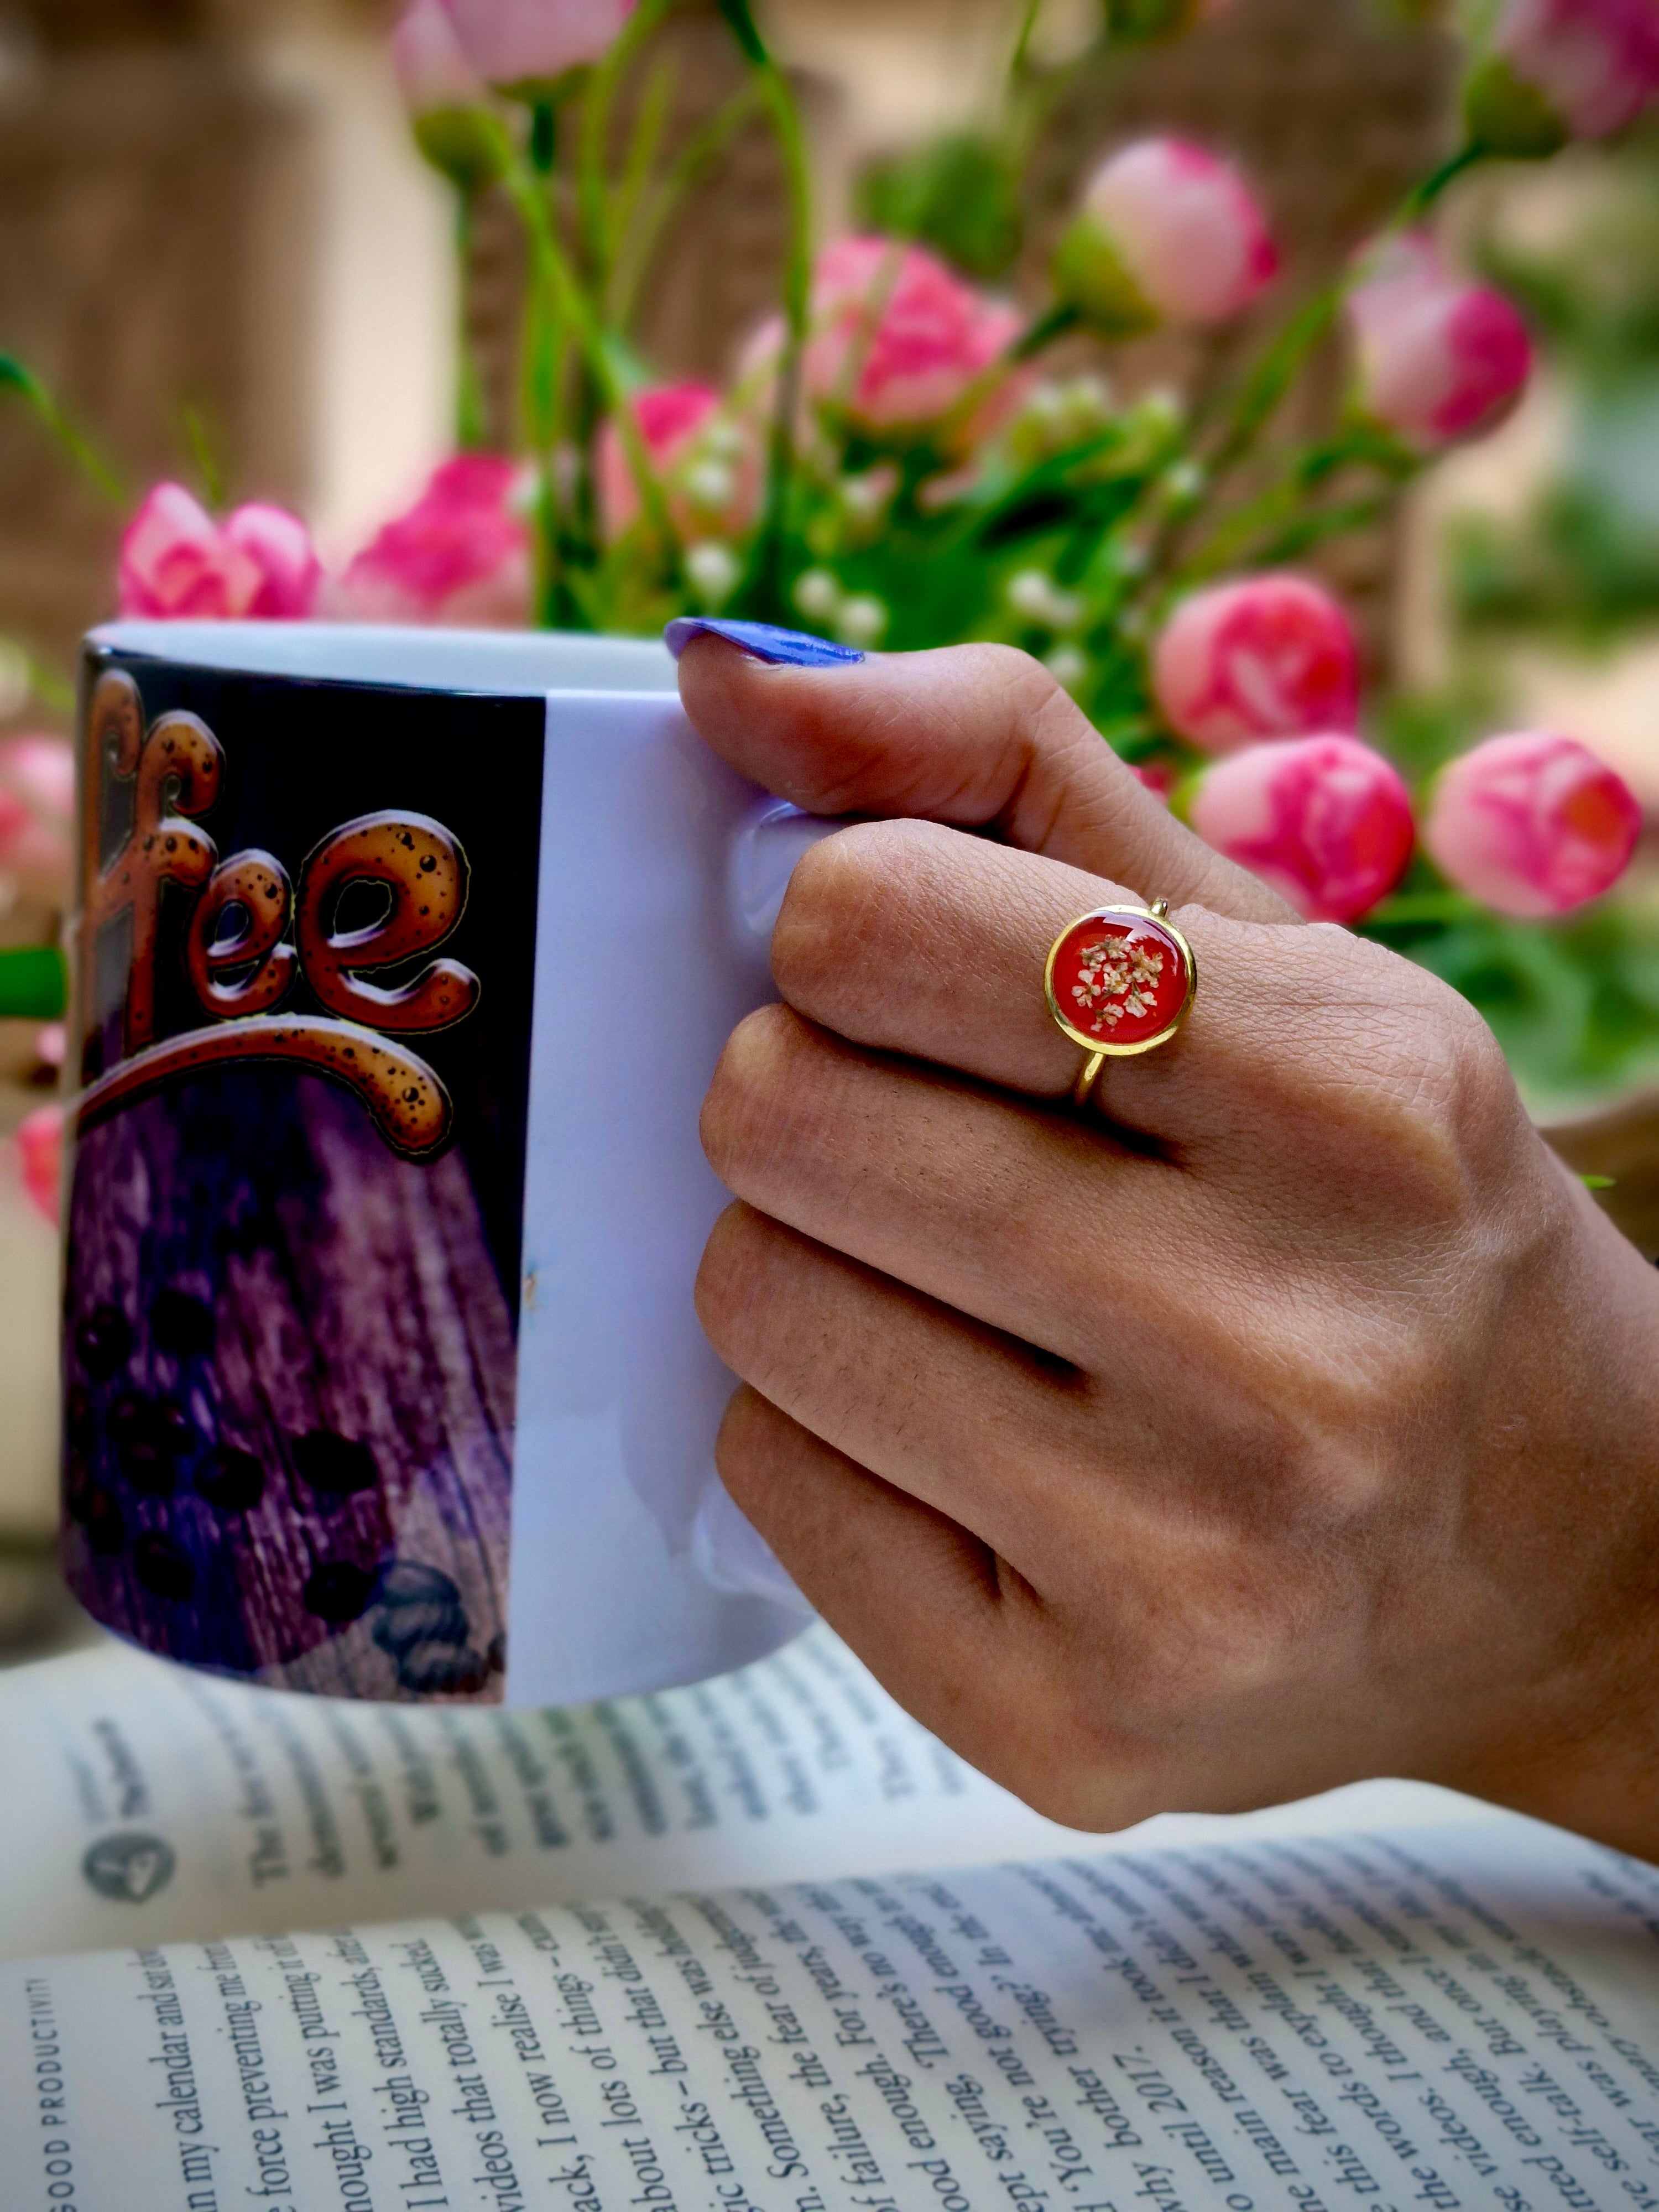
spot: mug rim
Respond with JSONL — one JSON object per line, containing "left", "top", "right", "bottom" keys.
{"left": 88, "top": 621, "right": 680, "bottom": 700}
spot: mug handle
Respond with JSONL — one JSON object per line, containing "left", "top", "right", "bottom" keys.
{"left": 726, "top": 798, "right": 849, "bottom": 956}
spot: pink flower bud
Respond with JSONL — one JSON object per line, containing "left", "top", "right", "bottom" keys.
{"left": 1477, "top": 0, "right": 1659, "bottom": 147}
{"left": 1422, "top": 730, "right": 1641, "bottom": 919}
{"left": 439, "top": 0, "right": 637, "bottom": 88}
{"left": 1190, "top": 734, "right": 1415, "bottom": 924}
{"left": 0, "top": 733, "right": 74, "bottom": 910}
{"left": 12, "top": 1102, "right": 61, "bottom": 1229}
{"left": 394, "top": 0, "right": 484, "bottom": 111}
{"left": 118, "top": 483, "right": 322, "bottom": 621}
{"left": 596, "top": 383, "right": 761, "bottom": 541}
{"left": 332, "top": 455, "right": 532, "bottom": 627}
{"left": 1056, "top": 138, "right": 1277, "bottom": 332}
{"left": 1152, "top": 573, "right": 1362, "bottom": 755}
{"left": 1347, "top": 233, "right": 1532, "bottom": 450}
{"left": 394, "top": 0, "right": 505, "bottom": 187}
{"left": 795, "top": 238, "right": 1025, "bottom": 441}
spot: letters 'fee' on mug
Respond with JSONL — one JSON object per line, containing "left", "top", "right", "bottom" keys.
{"left": 65, "top": 623, "right": 823, "bottom": 1705}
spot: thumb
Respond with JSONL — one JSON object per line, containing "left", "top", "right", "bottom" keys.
{"left": 674, "top": 628, "right": 1296, "bottom": 926}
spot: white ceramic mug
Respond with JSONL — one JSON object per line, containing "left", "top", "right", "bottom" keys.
{"left": 65, "top": 622, "right": 824, "bottom": 1705}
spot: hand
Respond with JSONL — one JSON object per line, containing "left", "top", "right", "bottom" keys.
{"left": 682, "top": 637, "right": 1659, "bottom": 1859}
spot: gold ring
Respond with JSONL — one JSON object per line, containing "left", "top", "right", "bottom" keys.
{"left": 1045, "top": 899, "right": 1197, "bottom": 1107}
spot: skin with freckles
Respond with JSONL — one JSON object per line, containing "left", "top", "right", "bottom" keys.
{"left": 681, "top": 634, "right": 1659, "bottom": 1860}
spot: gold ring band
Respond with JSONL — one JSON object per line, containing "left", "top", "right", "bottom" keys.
{"left": 1045, "top": 898, "right": 1197, "bottom": 1108}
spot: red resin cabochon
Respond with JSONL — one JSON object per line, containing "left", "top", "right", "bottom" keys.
{"left": 1050, "top": 914, "right": 1190, "bottom": 1050}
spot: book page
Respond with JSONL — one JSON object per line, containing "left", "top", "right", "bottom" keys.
{"left": 0, "top": 1629, "right": 1468, "bottom": 1963}
{"left": 3, "top": 1815, "right": 1656, "bottom": 2211}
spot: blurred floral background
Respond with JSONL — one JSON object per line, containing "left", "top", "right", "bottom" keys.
{"left": 2, "top": 0, "right": 1658, "bottom": 1652}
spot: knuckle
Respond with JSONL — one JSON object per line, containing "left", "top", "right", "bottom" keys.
{"left": 771, "top": 822, "right": 895, "bottom": 1013}
{"left": 700, "top": 1003, "right": 810, "bottom": 1187}
{"left": 693, "top": 1202, "right": 770, "bottom": 1359}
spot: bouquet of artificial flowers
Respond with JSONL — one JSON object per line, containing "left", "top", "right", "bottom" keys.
{"left": 7, "top": 0, "right": 1659, "bottom": 1162}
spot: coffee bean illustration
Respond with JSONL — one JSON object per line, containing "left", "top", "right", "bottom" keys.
{"left": 133, "top": 1532, "right": 196, "bottom": 1601}
{"left": 290, "top": 1431, "right": 380, "bottom": 1499}
{"left": 109, "top": 1393, "right": 194, "bottom": 1497}
{"left": 197, "top": 1447, "right": 265, "bottom": 1514}
{"left": 302, "top": 1560, "right": 377, "bottom": 1624}
{"left": 150, "top": 1288, "right": 215, "bottom": 1359}
{"left": 76, "top": 1305, "right": 133, "bottom": 1382}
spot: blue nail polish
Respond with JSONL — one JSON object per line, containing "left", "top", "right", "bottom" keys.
{"left": 664, "top": 617, "right": 865, "bottom": 668}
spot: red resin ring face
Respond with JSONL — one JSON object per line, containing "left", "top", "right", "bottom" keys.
{"left": 1046, "top": 908, "right": 1194, "bottom": 1056}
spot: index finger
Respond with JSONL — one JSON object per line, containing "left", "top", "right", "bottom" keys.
{"left": 672, "top": 625, "right": 1297, "bottom": 927}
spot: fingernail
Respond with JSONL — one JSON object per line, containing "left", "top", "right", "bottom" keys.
{"left": 665, "top": 617, "right": 865, "bottom": 668}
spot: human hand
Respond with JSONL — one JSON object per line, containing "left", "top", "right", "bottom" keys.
{"left": 681, "top": 635, "right": 1659, "bottom": 1858}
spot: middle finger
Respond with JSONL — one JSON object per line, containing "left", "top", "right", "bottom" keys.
{"left": 702, "top": 1004, "right": 1231, "bottom": 1368}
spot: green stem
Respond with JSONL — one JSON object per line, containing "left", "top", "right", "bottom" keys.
{"left": 494, "top": 118, "right": 677, "bottom": 573}
{"left": 1013, "top": 302, "right": 1082, "bottom": 361}
{"left": 716, "top": 0, "right": 811, "bottom": 619}
{"left": 1143, "top": 139, "right": 1491, "bottom": 594}
{"left": 578, "top": 0, "right": 679, "bottom": 291}
{"left": 0, "top": 354, "right": 123, "bottom": 504}
{"left": 611, "top": 80, "right": 763, "bottom": 328}
{"left": 521, "top": 100, "right": 571, "bottom": 625}
{"left": 1008, "top": 0, "right": 1044, "bottom": 83}
{"left": 454, "top": 191, "right": 488, "bottom": 451}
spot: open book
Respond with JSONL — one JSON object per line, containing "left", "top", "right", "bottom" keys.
{"left": 2, "top": 1622, "right": 1655, "bottom": 2208}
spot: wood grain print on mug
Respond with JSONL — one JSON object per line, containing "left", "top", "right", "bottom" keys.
{"left": 62, "top": 653, "right": 547, "bottom": 1701}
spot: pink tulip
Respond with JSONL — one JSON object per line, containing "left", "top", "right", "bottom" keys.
{"left": 1190, "top": 734, "right": 1415, "bottom": 924}
{"left": 1475, "top": 0, "right": 1659, "bottom": 147}
{"left": 596, "top": 383, "right": 762, "bottom": 541}
{"left": 12, "top": 1102, "right": 61, "bottom": 1229}
{"left": 1346, "top": 233, "right": 1532, "bottom": 451}
{"left": 118, "top": 484, "right": 322, "bottom": 622}
{"left": 394, "top": 0, "right": 507, "bottom": 187}
{"left": 1055, "top": 138, "right": 1277, "bottom": 332}
{"left": 1152, "top": 573, "right": 1361, "bottom": 755}
{"left": 0, "top": 733, "right": 74, "bottom": 909}
{"left": 1423, "top": 731, "right": 1641, "bottom": 919}
{"left": 792, "top": 238, "right": 1025, "bottom": 441}
{"left": 439, "top": 0, "right": 637, "bottom": 87}
{"left": 394, "top": 0, "right": 484, "bottom": 109}
{"left": 333, "top": 455, "right": 532, "bottom": 627}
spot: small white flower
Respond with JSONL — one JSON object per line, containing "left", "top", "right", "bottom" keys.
{"left": 686, "top": 541, "right": 740, "bottom": 604}
{"left": 837, "top": 595, "right": 888, "bottom": 649}
{"left": 684, "top": 458, "right": 736, "bottom": 512}
{"left": 1045, "top": 645, "right": 1089, "bottom": 692}
{"left": 1164, "top": 460, "right": 1206, "bottom": 503}
{"left": 793, "top": 568, "right": 841, "bottom": 621}
{"left": 1008, "top": 571, "right": 1084, "bottom": 631}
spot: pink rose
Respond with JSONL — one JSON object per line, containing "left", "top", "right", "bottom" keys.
{"left": 1423, "top": 730, "right": 1641, "bottom": 919}
{"left": 1347, "top": 233, "right": 1532, "bottom": 450}
{"left": 596, "top": 383, "right": 761, "bottom": 541}
{"left": 1055, "top": 137, "right": 1277, "bottom": 332}
{"left": 439, "top": 0, "right": 637, "bottom": 87}
{"left": 333, "top": 455, "right": 532, "bottom": 627}
{"left": 1488, "top": 0, "right": 1659, "bottom": 142}
{"left": 12, "top": 1102, "right": 61, "bottom": 1228}
{"left": 795, "top": 238, "right": 1025, "bottom": 441}
{"left": 1190, "top": 733, "right": 1415, "bottom": 924}
{"left": 0, "top": 733, "right": 74, "bottom": 910}
{"left": 1152, "top": 573, "right": 1361, "bottom": 755}
{"left": 118, "top": 483, "right": 322, "bottom": 621}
